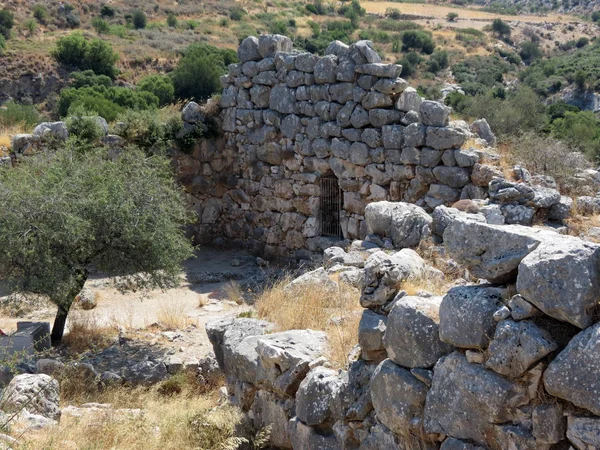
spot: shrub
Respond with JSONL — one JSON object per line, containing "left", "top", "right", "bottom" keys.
{"left": 115, "top": 109, "right": 173, "bottom": 154}
{"left": 0, "top": 9, "right": 14, "bottom": 39}
{"left": 52, "top": 33, "right": 119, "bottom": 78}
{"left": 70, "top": 70, "right": 112, "bottom": 88}
{"left": 138, "top": 74, "right": 175, "bottom": 107}
{"left": 551, "top": 110, "right": 600, "bottom": 158}
{"left": 33, "top": 5, "right": 48, "bottom": 24}
{"left": 132, "top": 9, "right": 147, "bottom": 29}
{"left": 91, "top": 17, "right": 110, "bottom": 34}
{"left": 447, "top": 12, "right": 459, "bottom": 21}
{"left": 229, "top": 6, "right": 246, "bottom": 21}
{"left": 24, "top": 19, "right": 37, "bottom": 36}
{"left": 0, "top": 101, "right": 43, "bottom": 129}
{"left": 445, "top": 91, "right": 471, "bottom": 113}
{"left": 171, "top": 43, "right": 234, "bottom": 101}
{"left": 166, "top": 13, "right": 177, "bottom": 27}
{"left": 386, "top": 7, "right": 402, "bottom": 19}
{"left": 65, "top": 105, "right": 105, "bottom": 144}
{"left": 492, "top": 18, "right": 511, "bottom": 37}
{"left": 402, "top": 30, "right": 435, "bottom": 54}
{"left": 100, "top": 5, "right": 115, "bottom": 17}
{"left": 0, "top": 35, "right": 5, "bottom": 56}
{"left": 519, "top": 41, "right": 542, "bottom": 63}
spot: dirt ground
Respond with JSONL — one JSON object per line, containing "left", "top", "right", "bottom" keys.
{"left": 0, "top": 248, "right": 262, "bottom": 358}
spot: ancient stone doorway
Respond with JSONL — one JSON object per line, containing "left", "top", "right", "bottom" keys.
{"left": 320, "top": 173, "right": 342, "bottom": 237}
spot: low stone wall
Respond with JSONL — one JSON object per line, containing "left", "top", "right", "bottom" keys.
{"left": 188, "top": 34, "right": 501, "bottom": 259}
{"left": 207, "top": 201, "right": 600, "bottom": 450}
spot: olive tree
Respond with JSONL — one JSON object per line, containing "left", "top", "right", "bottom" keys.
{"left": 0, "top": 146, "right": 194, "bottom": 342}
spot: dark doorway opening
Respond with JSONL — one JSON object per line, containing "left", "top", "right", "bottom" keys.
{"left": 320, "top": 172, "right": 342, "bottom": 237}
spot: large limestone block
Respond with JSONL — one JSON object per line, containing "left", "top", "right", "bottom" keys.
{"left": 252, "top": 390, "right": 292, "bottom": 448}
{"left": 360, "top": 250, "right": 426, "bottom": 308}
{"left": 258, "top": 34, "right": 293, "bottom": 57}
{"left": 238, "top": 36, "right": 261, "bottom": 62}
{"left": 420, "top": 100, "right": 450, "bottom": 127}
{"left": 424, "top": 352, "right": 528, "bottom": 446}
{"left": 365, "top": 201, "right": 432, "bottom": 249}
{"left": 371, "top": 359, "right": 428, "bottom": 435}
{"left": 544, "top": 322, "right": 600, "bottom": 416}
{"left": 3, "top": 374, "right": 60, "bottom": 421}
{"left": 288, "top": 417, "right": 339, "bottom": 450}
{"left": 426, "top": 127, "right": 467, "bottom": 150}
{"left": 439, "top": 285, "right": 505, "bottom": 349}
{"left": 296, "top": 366, "right": 345, "bottom": 426}
{"left": 431, "top": 205, "right": 485, "bottom": 238}
{"left": 517, "top": 238, "right": 600, "bottom": 329}
{"left": 384, "top": 296, "right": 453, "bottom": 368}
{"left": 256, "top": 329, "right": 329, "bottom": 397}
{"left": 443, "top": 218, "right": 553, "bottom": 283}
{"left": 485, "top": 320, "right": 557, "bottom": 378}
{"left": 358, "top": 310, "right": 387, "bottom": 361}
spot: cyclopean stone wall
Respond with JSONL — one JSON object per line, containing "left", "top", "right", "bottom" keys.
{"left": 180, "top": 34, "right": 499, "bottom": 259}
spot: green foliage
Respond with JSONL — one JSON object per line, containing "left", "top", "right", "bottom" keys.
{"left": 379, "top": 19, "right": 421, "bottom": 32}
{"left": 115, "top": 109, "right": 175, "bottom": 154}
{"left": 52, "top": 33, "right": 119, "bottom": 78}
{"left": 547, "top": 101, "right": 580, "bottom": 121}
{"left": 452, "top": 55, "right": 513, "bottom": 95}
{"left": 444, "top": 91, "right": 470, "bottom": 113}
{"left": 492, "top": 18, "right": 511, "bottom": 37}
{"left": 592, "top": 10, "right": 600, "bottom": 22}
{"left": 138, "top": 74, "right": 175, "bottom": 107}
{"left": 551, "top": 110, "right": 600, "bottom": 158}
{"left": 519, "top": 41, "right": 543, "bottom": 63}
{"left": 0, "top": 101, "right": 44, "bottom": 129}
{"left": 100, "top": 5, "right": 115, "bottom": 17}
{"left": 65, "top": 105, "right": 105, "bottom": 144}
{"left": 70, "top": 70, "right": 112, "bottom": 88}
{"left": 132, "top": 9, "right": 147, "bottom": 29}
{"left": 519, "top": 43, "right": 600, "bottom": 95}
{"left": 0, "top": 9, "right": 14, "bottom": 39}
{"left": 0, "top": 35, "right": 5, "bottom": 56}
{"left": 171, "top": 43, "right": 236, "bottom": 102}
{"left": 447, "top": 12, "right": 459, "bottom": 21}
{"left": 338, "top": 0, "right": 366, "bottom": 18}
{"left": 0, "top": 146, "right": 194, "bottom": 340}
{"left": 92, "top": 17, "right": 110, "bottom": 35}
{"left": 385, "top": 8, "right": 403, "bottom": 19}
{"left": 496, "top": 47, "right": 521, "bottom": 65}
{"left": 167, "top": 13, "right": 178, "bottom": 27}
{"left": 33, "top": 5, "right": 48, "bottom": 24}
{"left": 401, "top": 30, "right": 434, "bottom": 54}
{"left": 24, "top": 19, "right": 37, "bottom": 36}
{"left": 306, "top": 0, "right": 328, "bottom": 15}
{"left": 230, "top": 6, "right": 246, "bottom": 21}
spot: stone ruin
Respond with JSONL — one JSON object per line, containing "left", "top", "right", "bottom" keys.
{"left": 175, "top": 35, "right": 510, "bottom": 260}
{"left": 207, "top": 201, "right": 600, "bottom": 450}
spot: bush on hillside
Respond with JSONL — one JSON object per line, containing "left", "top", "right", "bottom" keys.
{"left": 52, "top": 33, "right": 119, "bottom": 78}
{"left": 100, "top": 5, "right": 115, "bottom": 17}
{"left": 0, "top": 9, "right": 14, "bottom": 39}
{"left": 519, "top": 41, "right": 543, "bottom": 63}
{"left": 551, "top": 110, "right": 600, "bottom": 159}
{"left": 167, "top": 13, "right": 178, "bottom": 27}
{"left": 138, "top": 74, "right": 175, "bottom": 107}
{"left": 33, "top": 5, "right": 48, "bottom": 24}
{"left": 492, "top": 18, "right": 511, "bottom": 38}
{"left": 0, "top": 101, "right": 44, "bottom": 129}
{"left": 0, "top": 35, "right": 5, "bottom": 56}
{"left": 132, "top": 9, "right": 147, "bottom": 29}
{"left": 171, "top": 43, "right": 236, "bottom": 101}
{"left": 65, "top": 105, "right": 105, "bottom": 144}
{"left": 402, "top": 30, "right": 435, "bottom": 54}
{"left": 92, "top": 17, "right": 110, "bottom": 35}
{"left": 70, "top": 70, "right": 112, "bottom": 89}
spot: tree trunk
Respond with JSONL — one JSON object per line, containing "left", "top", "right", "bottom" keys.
{"left": 51, "top": 270, "right": 88, "bottom": 345}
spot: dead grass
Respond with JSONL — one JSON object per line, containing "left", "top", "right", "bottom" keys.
{"left": 564, "top": 213, "right": 600, "bottom": 241}
{"left": 255, "top": 275, "right": 361, "bottom": 368}
{"left": 156, "top": 298, "right": 195, "bottom": 330}
{"left": 224, "top": 281, "right": 245, "bottom": 305}
{"left": 62, "top": 310, "right": 117, "bottom": 355}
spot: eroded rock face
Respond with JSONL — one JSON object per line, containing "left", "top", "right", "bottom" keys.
{"left": 544, "top": 322, "right": 600, "bottom": 416}
{"left": 288, "top": 416, "right": 339, "bottom": 450}
{"left": 358, "top": 310, "right": 387, "bottom": 361}
{"left": 424, "top": 352, "right": 529, "bottom": 446}
{"left": 567, "top": 417, "right": 600, "bottom": 450}
{"left": 251, "top": 390, "right": 293, "bottom": 448}
{"left": 517, "top": 238, "right": 600, "bottom": 329}
{"left": 370, "top": 359, "right": 428, "bottom": 436}
{"left": 365, "top": 201, "right": 432, "bottom": 249}
{"left": 3, "top": 374, "right": 60, "bottom": 421}
{"left": 383, "top": 296, "right": 453, "bottom": 368}
{"left": 296, "top": 366, "right": 345, "bottom": 426}
{"left": 360, "top": 250, "right": 426, "bottom": 309}
{"left": 443, "top": 218, "right": 553, "bottom": 283}
{"left": 439, "top": 285, "right": 505, "bottom": 349}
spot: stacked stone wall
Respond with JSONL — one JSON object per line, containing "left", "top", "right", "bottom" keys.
{"left": 186, "top": 34, "right": 497, "bottom": 259}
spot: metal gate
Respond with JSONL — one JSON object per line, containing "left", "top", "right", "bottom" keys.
{"left": 320, "top": 173, "right": 342, "bottom": 237}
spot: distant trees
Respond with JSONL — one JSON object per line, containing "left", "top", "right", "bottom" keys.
{"left": 132, "top": 9, "right": 147, "bottom": 29}
{"left": 171, "top": 43, "right": 237, "bottom": 101}
{"left": 138, "top": 74, "right": 175, "bottom": 106}
{"left": 402, "top": 30, "right": 435, "bottom": 54}
{"left": 492, "top": 18, "right": 511, "bottom": 38}
{"left": 52, "top": 33, "right": 119, "bottom": 78}
{"left": 0, "top": 147, "right": 194, "bottom": 342}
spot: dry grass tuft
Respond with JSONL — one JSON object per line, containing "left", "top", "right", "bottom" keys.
{"left": 62, "top": 311, "right": 117, "bottom": 355}
{"left": 224, "top": 281, "right": 245, "bottom": 305}
{"left": 157, "top": 299, "right": 195, "bottom": 330}
{"left": 565, "top": 213, "right": 600, "bottom": 242}
{"left": 255, "top": 275, "right": 362, "bottom": 368}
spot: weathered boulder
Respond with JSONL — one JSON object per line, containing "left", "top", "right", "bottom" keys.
{"left": 252, "top": 390, "right": 293, "bottom": 448}
{"left": 532, "top": 403, "right": 565, "bottom": 444}
{"left": 238, "top": 36, "right": 261, "bottom": 62}
{"left": 358, "top": 310, "right": 387, "bottom": 361}
{"left": 517, "top": 238, "right": 600, "bottom": 328}
{"left": 122, "top": 360, "right": 167, "bottom": 384}
{"left": 256, "top": 329, "right": 329, "bottom": 397}
{"left": 258, "top": 34, "right": 293, "bottom": 58}
{"left": 420, "top": 100, "right": 450, "bottom": 127}
{"left": 371, "top": 359, "right": 428, "bottom": 435}
{"left": 544, "top": 322, "right": 600, "bottom": 415}
{"left": 296, "top": 366, "right": 345, "bottom": 426}
{"left": 567, "top": 417, "right": 600, "bottom": 450}
{"left": 365, "top": 201, "right": 432, "bottom": 248}
{"left": 74, "top": 287, "right": 97, "bottom": 310}
{"left": 508, "top": 294, "right": 541, "bottom": 320}
{"left": 424, "top": 352, "right": 528, "bottom": 446}
{"left": 32, "top": 121, "right": 69, "bottom": 141}
{"left": 431, "top": 205, "right": 485, "bottom": 238}
{"left": 439, "top": 285, "right": 505, "bottom": 349}
{"left": 361, "top": 249, "right": 426, "bottom": 308}
{"left": 2, "top": 374, "right": 60, "bottom": 421}
{"left": 284, "top": 267, "right": 338, "bottom": 293}
{"left": 489, "top": 179, "right": 535, "bottom": 204}
{"left": 443, "top": 218, "right": 553, "bottom": 283}
{"left": 470, "top": 119, "right": 496, "bottom": 146}
{"left": 485, "top": 320, "right": 557, "bottom": 378}
{"left": 384, "top": 296, "right": 453, "bottom": 368}
{"left": 441, "top": 438, "right": 486, "bottom": 450}
{"left": 359, "top": 424, "right": 405, "bottom": 450}
{"left": 288, "top": 416, "right": 339, "bottom": 450}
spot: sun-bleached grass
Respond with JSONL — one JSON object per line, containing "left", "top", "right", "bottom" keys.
{"left": 565, "top": 212, "right": 600, "bottom": 242}
{"left": 156, "top": 298, "right": 195, "bottom": 330}
{"left": 255, "top": 274, "right": 362, "bottom": 368}
{"left": 223, "top": 280, "right": 245, "bottom": 305}
{"left": 62, "top": 310, "right": 117, "bottom": 355}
